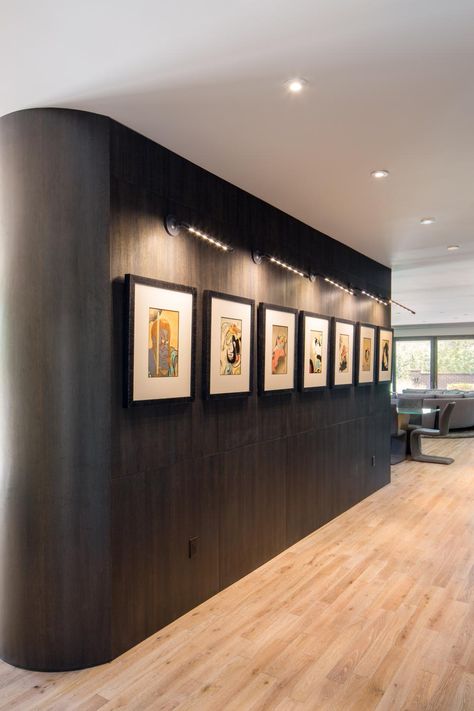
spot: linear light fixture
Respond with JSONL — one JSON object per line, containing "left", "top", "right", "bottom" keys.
{"left": 165, "top": 215, "right": 232, "bottom": 252}
{"left": 163, "top": 221, "right": 416, "bottom": 311}
{"left": 252, "top": 250, "right": 310, "bottom": 279}
{"left": 389, "top": 299, "right": 416, "bottom": 315}
{"left": 187, "top": 226, "right": 230, "bottom": 251}
{"left": 269, "top": 256, "right": 305, "bottom": 277}
{"left": 361, "top": 289, "right": 389, "bottom": 306}
{"left": 324, "top": 277, "right": 355, "bottom": 296}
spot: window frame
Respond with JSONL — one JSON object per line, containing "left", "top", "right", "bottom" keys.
{"left": 394, "top": 334, "right": 474, "bottom": 393}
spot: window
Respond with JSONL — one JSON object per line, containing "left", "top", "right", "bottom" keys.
{"left": 394, "top": 339, "right": 432, "bottom": 391}
{"left": 394, "top": 336, "right": 474, "bottom": 393}
{"left": 437, "top": 338, "right": 474, "bottom": 391}
{"left": 395, "top": 338, "right": 432, "bottom": 392}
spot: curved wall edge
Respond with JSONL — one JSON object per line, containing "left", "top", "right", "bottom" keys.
{"left": 0, "top": 108, "right": 112, "bottom": 671}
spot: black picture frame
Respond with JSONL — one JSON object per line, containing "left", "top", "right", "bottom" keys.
{"left": 258, "top": 303, "right": 298, "bottom": 395}
{"left": 203, "top": 290, "right": 255, "bottom": 400}
{"left": 355, "top": 322, "right": 377, "bottom": 386}
{"left": 330, "top": 317, "right": 356, "bottom": 388}
{"left": 376, "top": 326, "right": 394, "bottom": 384}
{"left": 124, "top": 274, "right": 197, "bottom": 407}
{"left": 298, "top": 311, "right": 331, "bottom": 392}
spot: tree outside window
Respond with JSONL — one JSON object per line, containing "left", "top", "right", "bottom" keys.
{"left": 437, "top": 339, "right": 474, "bottom": 391}
{"left": 395, "top": 340, "right": 431, "bottom": 391}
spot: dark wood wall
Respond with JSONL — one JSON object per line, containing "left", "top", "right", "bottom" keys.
{"left": 0, "top": 108, "right": 390, "bottom": 670}
{"left": 109, "top": 122, "right": 391, "bottom": 658}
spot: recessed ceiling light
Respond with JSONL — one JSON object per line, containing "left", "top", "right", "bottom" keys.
{"left": 371, "top": 170, "right": 389, "bottom": 179}
{"left": 420, "top": 217, "right": 436, "bottom": 224}
{"left": 447, "top": 244, "right": 460, "bottom": 251}
{"left": 287, "top": 78, "right": 307, "bottom": 93}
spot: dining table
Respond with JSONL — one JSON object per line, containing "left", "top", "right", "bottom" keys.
{"left": 396, "top": 406, "right": 440, "bottom": 431}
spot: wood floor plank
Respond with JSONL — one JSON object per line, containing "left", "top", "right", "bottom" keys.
{"left": 0, "top": 436, "right": 472, "bottom": 710}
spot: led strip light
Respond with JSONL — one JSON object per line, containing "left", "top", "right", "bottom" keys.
{"left": 324, "top": 277, "right": 355, "bottom": 296}
{"left": 165, "top": 215, "right": 232, "bottom": 252}
{"left": 361, "top": 289, "right": 389, "bottom": 306}
{"left": 186, "top": 226, "right": 230, "bottom": 251}
{"left": 269, "top": 256, "right": 305, "bottom": 277}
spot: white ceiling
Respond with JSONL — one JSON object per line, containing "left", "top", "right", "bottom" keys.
{"left": 2, "top": 0, "right": 474, "bottom": 326}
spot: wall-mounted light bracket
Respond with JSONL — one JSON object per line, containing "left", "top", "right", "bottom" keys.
{"left": 165, "top": 214, "right": 181, "bottom": 237}
{"left": 309, "top": 272, "right": 317, "bottom": 283}
{"left": 252, "top": 250, "right": 263, "bottom": 265}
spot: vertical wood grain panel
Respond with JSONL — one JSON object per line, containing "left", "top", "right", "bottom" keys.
{"left": 0, "top": 108, "right": 391, "bottom": 670}
{"left": 109, "top": 120, "right": 391, "bottom": 658}
{"left": 0, "top": 108, "right": 111, "bottom": 671}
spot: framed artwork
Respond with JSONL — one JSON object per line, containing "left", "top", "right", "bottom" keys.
{"left": 258, "top": 303, "right": 298, "bottom": 395}
{"left": 356, "top": 323, "right": 376, "bottom": 386}
{"left": 298, "top": 311, "right": 331, "bottom": 391}
{"left": 203, "top": 290, "right": 255, "bottom": 399}
{"left": 331, "top": 318, "right": 355, "bottom": 387}
{"left": 377, "top": 327, "right": 394, "bottom": 383}
{"left": 124, "top": 274, "right": 196, "bottom": 406}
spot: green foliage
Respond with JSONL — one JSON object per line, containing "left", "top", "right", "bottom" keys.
{"left": 437, "top": 339, "right": 474, "bottom": 374}
{"left": 395, "top": 338, "right": 474, "bottom": 391}
{"left": 395, "top": 341, "right": 431, "bottom": 380}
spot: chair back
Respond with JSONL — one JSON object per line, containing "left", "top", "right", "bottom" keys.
{"left": 439, "top": 402, "right": 456, "bottom": 435}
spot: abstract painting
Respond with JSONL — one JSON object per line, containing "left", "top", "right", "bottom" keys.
{"left": 204, "top": 291, "right": 254, "bottom": 398}
{"left": 362, "top": 337, "right": 371, "bottom": 371}
{"left": 338, "top": 333, "right": 349, "bottom": 372}
{"left": 381, "top": 338, "right": 390, "bottom": 371}
{"left": 259, "top": 303, "right": 297, "bottom": 394}
{"left": 272, "top": 325, "right": 288, "bottom": 374}
{"left": 377, "top": 327, "right": 394, "bottom": 383}
{"left": 220, "top": 317, "right": 242, "bottom": 376}
{"left": 309, "top": 330, "right": 323, "bottom": 374}
{"left": 148, "top": 308, "right": 179, "bottom": 378}
{"left": 356, "top": 323, "right": 376, "bottom": 385}
{"left": 331, "top": 318, "right": 355, "bottom": 387}
{"left": 299, "top": 312, "right": 331, "bottom": 391}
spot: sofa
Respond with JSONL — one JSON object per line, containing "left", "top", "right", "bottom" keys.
{"left": 395, "top": 389, "right": 474, "bottom": 430}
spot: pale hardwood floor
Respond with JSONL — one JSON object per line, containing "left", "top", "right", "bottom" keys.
{"left": 1, "top": 437, "right": 473, "bottom": 710}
